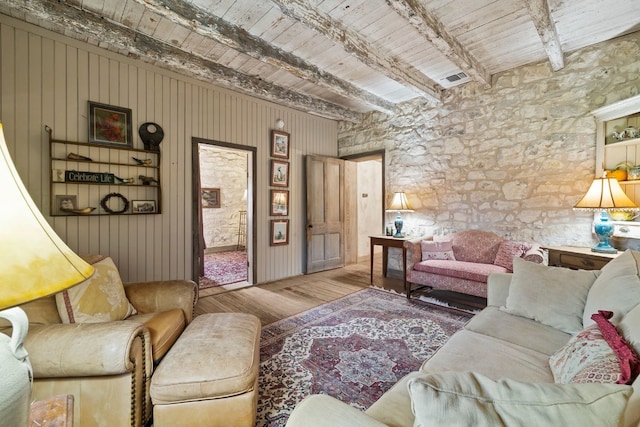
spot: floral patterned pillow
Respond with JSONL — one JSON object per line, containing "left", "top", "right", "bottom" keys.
{"left": 493, "top": 241, "right": 530, "bottom": 272}
{"left": 549, "top": 325, "right": 622, "bottom": 384}
{"left": 421, "top": 240, "right": 456, "bottom": 261}
{"left": 55, "top": 255, "right": 136, "bottom": 323}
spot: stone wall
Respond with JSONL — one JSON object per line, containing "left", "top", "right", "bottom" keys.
{"left": 338, "top": 33, "right": 640, "bottom": 247}
{"left": 200, "top": 145, "right": 247, "bottom": 250}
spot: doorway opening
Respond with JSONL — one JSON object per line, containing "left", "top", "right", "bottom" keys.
{"left": 192, "top": 138, "right": 256, "bottom": 293}
{"left": 342, "top": 150, "right": 385, "bottom": 265}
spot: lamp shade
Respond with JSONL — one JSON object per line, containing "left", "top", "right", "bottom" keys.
{"left": 0, "top": 123, "right": 94, "bottom": 310}
{"left": 574, "top": 176, "right": 638, "bottom": 210}
{"left": 387, "top": 192, "right": 414, "bottom": 212}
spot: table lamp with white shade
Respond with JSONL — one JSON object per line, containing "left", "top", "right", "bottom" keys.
{"left": 574, "top": 172, "right": 638, "bottom": 253}
{"left": 386, "top": 192, "right": 414, "bottom": 238}
{"left": 0, "top": 123, "right": 95, "bottom": 426}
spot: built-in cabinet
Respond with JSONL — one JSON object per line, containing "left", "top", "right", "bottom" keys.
{"left": 593, "top": 94, "right": 640, "bottom": 206}
{"left": 47, "top": 126, "right": 161, "bottom": 216}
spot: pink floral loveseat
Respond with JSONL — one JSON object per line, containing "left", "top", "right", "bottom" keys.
{"left": 404, "top": 230, "right": 544, "bottom": 299}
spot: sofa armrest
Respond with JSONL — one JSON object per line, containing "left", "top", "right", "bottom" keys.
{"left": 523, "top": 243, "right": 545, "bottom": 264}
{"left": 286, "top": 395, "right": 389, "bottom": 427}
{"left": 404, "top": 236, "right": 428, "bottom": 270}
{"left": 487, "top": 273, "right": 512, "bottom": 307}
{"left": 125, "top": 280, "right": 198, "bottom": 324}
{"left": 25, "top": 322, "right": 149, "bottom": 378}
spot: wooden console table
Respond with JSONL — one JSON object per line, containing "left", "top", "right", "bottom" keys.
{"left": 369, "top": 234, "right": 410, "bottom": 290}
{"left": 545, "top": 246, "right": 619, "bottom": 270}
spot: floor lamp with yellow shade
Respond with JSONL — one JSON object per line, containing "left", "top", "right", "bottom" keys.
{"left": 0, "top": 123, "right": 95, "bottom": 426}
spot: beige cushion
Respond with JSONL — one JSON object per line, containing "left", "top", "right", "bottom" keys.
{"left": 501, "top": 257, "right": 598, "bottom": 334}
{"left": 408, "top": 371, "right": 631, "bottom": 427}
{"left": 619, "top": 304, "right": 640, "bottom": 356}
{"left": 128, "top": 309, "right": 186, "bottom": 362}
{"left": 583, "top": 250, "right": 640, "bottom": 328}
{"left": 55, "top": 256, "right": 136, "bottom": 323}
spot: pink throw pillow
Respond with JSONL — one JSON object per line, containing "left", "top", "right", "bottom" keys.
{"left": 421, "top": 240, "right": 456, "bottom": 261}
{"left": 493, "top": 241, "right": 530, "bottom": 272}
{"left": 591, "top": 310, "right": 640, "bottom": 385}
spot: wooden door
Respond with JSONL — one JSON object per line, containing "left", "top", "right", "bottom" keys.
{"left": 306, "top": 155, "right": 345, "bottom": 273}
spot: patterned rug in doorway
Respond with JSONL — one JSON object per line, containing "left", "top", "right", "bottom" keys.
{"left": 199, "top": 250, "right": 247, "bottom": 289}
{"left": 256, "top": 288, "right": 472, "bottom": 427}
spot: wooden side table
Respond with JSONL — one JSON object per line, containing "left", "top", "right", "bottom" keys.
{"left": 29, "top": 394, "right": 74, "bottom": 427}
{"left": 369, "top": 234, "right": 409, "bottom": 289}
{"left": 544, "top": 246, "right": 619, "bottom": 270}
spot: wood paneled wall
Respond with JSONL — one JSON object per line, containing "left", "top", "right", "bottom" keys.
{"left": 0, "top": 14, "right": 338, "bottom": 283}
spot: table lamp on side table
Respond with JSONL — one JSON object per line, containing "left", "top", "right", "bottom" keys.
{"left": 0, "top": 123, "right": 94, "bottom": 427}
{"left": 574, "top": 172, "right": 638, "bottom": 254}
{"left": 387, "top": 192, "right": 414, "bottom": 238}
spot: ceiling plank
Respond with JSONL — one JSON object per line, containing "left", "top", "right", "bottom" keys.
{"left": 524, "top": 0, "right": 565, "bottom": 71}
{"left": 272, "top": 0, "right": 442, "bottom": 103}
{"left": 3, "top": 0, "right": 362, "bottom": 122}
{"left": 386, "top": 0, "right": 491, "bottom": 89}
{"left": 138, "top": 0, "right": 397, "bottom": 115}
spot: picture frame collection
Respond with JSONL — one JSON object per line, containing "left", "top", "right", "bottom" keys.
{"left": 269, "top": 129, "right": 290, "bottom": 246}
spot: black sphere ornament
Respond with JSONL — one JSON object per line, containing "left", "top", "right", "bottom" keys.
{"left": 138, "top": 122, "right": 164, "bottom": 152}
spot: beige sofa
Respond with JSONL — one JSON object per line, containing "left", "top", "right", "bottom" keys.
{"left": 287, "top": 250, "right": 640, "bottom": 426}
{"left": 1, "top": 255, "right": 198, "bottom": 427}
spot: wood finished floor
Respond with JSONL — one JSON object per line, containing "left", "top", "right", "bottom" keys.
{"left": 194, "top": 258, "right": 401, "bottom": 325}
{"left": 194, "top": 257, "right": 486, "bottom": 326}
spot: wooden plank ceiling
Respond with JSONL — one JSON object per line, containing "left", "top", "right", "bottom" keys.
{"left": 2, "top": 0, "right": 639, "bottom": 122}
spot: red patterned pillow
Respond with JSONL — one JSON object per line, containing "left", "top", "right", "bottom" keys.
{"left": 493, "top": 241, "right": 530, "bottom": 272}
{"left": 591, "top": 310, "right": 640, "bottom": 385}
{"left": 549, "top": 325, "right": 621, "bottom": 384}
{"left": 421, "top": 240, "right": 456, "bottom": 261}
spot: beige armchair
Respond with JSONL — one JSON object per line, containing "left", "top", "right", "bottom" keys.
{"left": 1, "top": 258, "right": 198, "bottom": 427}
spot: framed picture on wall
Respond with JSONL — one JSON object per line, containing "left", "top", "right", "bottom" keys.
{"left": 270, "top": 219, "right": 289, "bottom": 246}
{"left": 88, "top": 101, "right": 133, "bottom": 147}
{"left": 201, "top": 188, "right": 221, "bottom": 208}
{"left": 132, "top": 200, "right": 156, "bottom": 213}
{"left": 54, "top": 195, "right": 77, "bottom": 215}
{"left": 270, "top": 189, "right": 289, "bottom": 216}
{"left": 271, "top": 130, "right": 290, "bottom": 159}
{"left": 270, "top": 160, "right": 289, "bottom": 187}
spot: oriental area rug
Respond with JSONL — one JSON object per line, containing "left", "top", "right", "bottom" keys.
{"left": 256, "top": 288, "right": 472, "bottom": 427}
{"left": 199, "top": 250, "right": 247, "bottom": 289}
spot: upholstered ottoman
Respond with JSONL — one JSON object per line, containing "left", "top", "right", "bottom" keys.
{"left": 150, "top": 313, "right": 261, "bottom": 427}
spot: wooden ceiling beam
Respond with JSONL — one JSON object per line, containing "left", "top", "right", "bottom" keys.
{"left": 273, "top": 0, "right": 442, "bottom": 103}
{"left": 2, "top": 0, "right": 362, "bottom": 122}
{"left": 387, "top": 0, "right": 491, "bottom": 89}
{"left": 127, "top": 0, "right": 397, "bottom": 116}
{"left": 525, "top": 0, "right": 565, "bottom": 71}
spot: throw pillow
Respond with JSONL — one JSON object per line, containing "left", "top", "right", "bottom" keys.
{"left": 583, "top": 250, "right": 640, "bottom": 328}
{"left": 549, "top": 324, "right": 622, "bottom": 384}
{"left": 55, "top": 255, "right": 136, "bottom": 323}
{"left": 591, "top": 310, "right": 640, "bottom": 384}
{"left": 493, "top": 241, "right": 530, "bottom": 272}
{"left": 420, "top": 240, "right": 456, "bottom": 261}
{"left": 408, "top": 371, "right": 631, "bottom": 427}
{"left": 501, "top": 257, "right": 598, "bottom": 334}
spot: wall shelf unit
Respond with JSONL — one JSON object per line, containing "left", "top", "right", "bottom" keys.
{"left": 47, "top": 126, "right": 161, "bottom": 216}
{"left": 593, "top": 95, "right": 640, "bottom": 205}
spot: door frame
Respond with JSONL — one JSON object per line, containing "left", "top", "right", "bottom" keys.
{"left": 191, "top": 137, "right": 257, "bottom": 284}
{"left": 341, "top": 149, "right": 386, "bottom": 263}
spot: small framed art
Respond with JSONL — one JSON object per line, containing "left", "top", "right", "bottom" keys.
{"left": 132, "top": 200, "right": 156, "bottom": 213}
{"left": 54, "top": 195, "right": 77, "bottom": 215}
{"left": 270, "top": 219, "right": 289, "bottom": 246}
{"left": 271, "top": 130, "right": 290, "bottom": 159}
{"left": 270, "top": 160, "right": 289, "bottom": 187}
{"left": 201, "top": 188, "right": 221, "bottom": 208}
{"left": 270, "top": 189, "right": 289, "bottom": 216}
{"left": 88, "top": 101, "right": 133, "bottom": 147}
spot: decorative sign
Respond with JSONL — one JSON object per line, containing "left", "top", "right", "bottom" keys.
{"left": 65, "top": 170, "right": 115, "bottom": 184}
